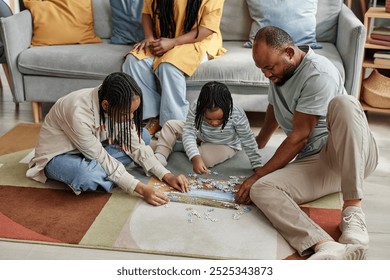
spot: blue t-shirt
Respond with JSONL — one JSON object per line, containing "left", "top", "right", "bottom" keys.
{"left": 268, "top": 46, "right": 346, "bottom": 159}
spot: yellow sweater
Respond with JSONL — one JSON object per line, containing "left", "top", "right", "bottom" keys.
{"left": 130, "top": 0, "right": 226, "bottom": 76}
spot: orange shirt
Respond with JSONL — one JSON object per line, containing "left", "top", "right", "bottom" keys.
{"left": 130, "top": 0, "right": 226, "bottom": 76}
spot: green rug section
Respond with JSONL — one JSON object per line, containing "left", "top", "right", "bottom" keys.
{"left": 80, "top": 188, "right": 140, "bottom": 247}
{"left": 301, "top": 192, "right": 342, "bottom": 209}
{"left": 0, "top": 149, "right": 45, "bottom": 188}
{"left": 0, "top": 148, "right": 66, "bottom": 190}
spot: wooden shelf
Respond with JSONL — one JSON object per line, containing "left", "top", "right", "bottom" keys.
{"left": 360, "top": 100, "right": 390, "bottom": 113}
{"left": 363, "top": 58, "right": 390, "bottom": 69}
{"left": 365, "top": 7, "right": 390, "bottom": 18}
{"left": 359, "top": 7, "right": 390, "bottom": 114}
{"left": 364, "top": 43, "right": 390, "bottom": 50}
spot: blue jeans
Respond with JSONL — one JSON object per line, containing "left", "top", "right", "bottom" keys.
{"left": 122, "top": 55, "right": 188, "bottom": 126}
{"left": 45, "top": 129, "right": 151, "bottom": 194}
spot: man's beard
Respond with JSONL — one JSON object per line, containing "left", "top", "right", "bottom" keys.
{"left": 275, "top": 63, "right": 296, "bottom": 86}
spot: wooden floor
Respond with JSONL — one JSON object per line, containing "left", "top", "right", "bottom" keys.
{"left": 1, "top": 70, "right": 390, "bottom": 260}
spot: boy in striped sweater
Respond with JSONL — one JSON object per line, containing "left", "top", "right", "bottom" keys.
{"left": 154, "top": 81, "right": 262, "bottom": 174}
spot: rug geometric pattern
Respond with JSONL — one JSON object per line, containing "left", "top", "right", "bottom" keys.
{"left": 0, "top": 124, "right": 342, "bottom": 259}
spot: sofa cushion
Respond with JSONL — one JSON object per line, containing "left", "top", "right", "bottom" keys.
{"left": 24, "top": 0, "right": 101, "bottom": 46}
{"left": 93, "top": 0, "right": 112, "bottom": 39}
{"left": 110, "top": 0, "right": 144, "bottom": 44}
{"left": 188, "top": 42, "right": 344, "bottom": 88}
{"left": 18, "top": 41, "right": 129, "bottom": 79}
{"left": 187, "top": 41, "right": 268, "bottom": 87}
{"left": 315, "top": 0, "right": 343, "bottom": 43}
{"left": 245, "top": 0, "right": 321, "bottom": 49}
{"left": 314, "top": 42, "right": 345, "bottom": 82}
{"left": 220, "top": 0, "right": 251, "bottom": 41}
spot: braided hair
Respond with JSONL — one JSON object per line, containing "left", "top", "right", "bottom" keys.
{"left": 194, "top": 81, "right": 233, "bottom": 132}
{"left": 98, "top": 72, "right": 143, "bottom": 152}
{"left": 151, "top": 0, "right": 202, "bottom": 38}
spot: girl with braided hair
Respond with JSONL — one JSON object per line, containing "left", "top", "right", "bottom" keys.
{"left": 154, "top": 81, "right": 262, "bottom": 174}
{"left": 122, "top": 0, "right": 226, "bottom": 135}
{"left": 26, "top": 72, "right": 188, "bottom": 206}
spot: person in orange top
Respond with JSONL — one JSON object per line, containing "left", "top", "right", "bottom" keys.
{"left": 122, "top": 0, "right": 226, "bottom": 135}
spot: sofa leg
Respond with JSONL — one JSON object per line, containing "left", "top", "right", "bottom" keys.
{"left": 2, "top": 64, "right": 12, "bottom": 91}
{"left": 32, "top": 101, "right": 43, "bottom": 123}
{"left": 1, "top": 64, "right": 19, "bottom": 107}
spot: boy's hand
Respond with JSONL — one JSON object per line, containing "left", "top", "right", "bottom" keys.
{"left": 163, "top": 173, "right": 189, "bottom": 192}
{"left": 191, "top": 155, "right": 210, "bottom": 174}
{"left": 134, "top": 183, "right": 169, "bottom": 206}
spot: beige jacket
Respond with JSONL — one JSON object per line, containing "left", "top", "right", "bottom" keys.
{"left": 26, "top": 86, "right": 170, "bottom": 193}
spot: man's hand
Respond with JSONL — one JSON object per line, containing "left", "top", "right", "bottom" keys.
{"left": 163, "top": 173, "right": 189, "bottom": 192}
{"left": 191, "top": 155, "right": 210, "bottom": 174}
{"left": 235, "top": 173, "right": 260, "bottom": 205}
{"left": 134, "top": 183, "right": 169, "bottom": 206}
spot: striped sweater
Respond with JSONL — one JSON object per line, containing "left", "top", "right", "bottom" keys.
{"left": 182, "top": 103, "right": 262, "bottom": 169}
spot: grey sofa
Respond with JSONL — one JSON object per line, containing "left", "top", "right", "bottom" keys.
{"left": 1, "top": 0, "right": 364, "bottom": 123}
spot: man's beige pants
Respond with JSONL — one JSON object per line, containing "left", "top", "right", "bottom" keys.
{"left": 250, "top": 95, "right": 379, "bottom": 256}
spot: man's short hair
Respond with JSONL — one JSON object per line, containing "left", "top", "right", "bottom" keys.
{"left": 254, "top": 26, "right": 295, "bottom": 50}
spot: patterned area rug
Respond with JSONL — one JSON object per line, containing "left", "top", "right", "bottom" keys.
{"left": 0, "top": 124, "right": 342, "bottom": 259}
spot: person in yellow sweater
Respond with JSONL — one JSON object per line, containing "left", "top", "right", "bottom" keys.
{"left": 122, "top": 0, "right": 225, "bottom": 135}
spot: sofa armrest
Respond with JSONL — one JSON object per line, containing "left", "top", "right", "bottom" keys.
{"left": 0, "top": 10, "right": 33, "bottom": 102}
{"left": 336, "top": 5, "right": 365, "bottom": 98}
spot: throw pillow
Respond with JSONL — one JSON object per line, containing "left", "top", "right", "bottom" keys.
{"left": 110, "top": 0, "right": 144, "bottom": 45}
{"left": 245, "top": 0, "right": 321, "bottom": 49}
{"left": 315, "top": 0, "right": 342, "bottom": 43}
{"left": 24, "top": 0, "right": 101, "bottom": 46}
